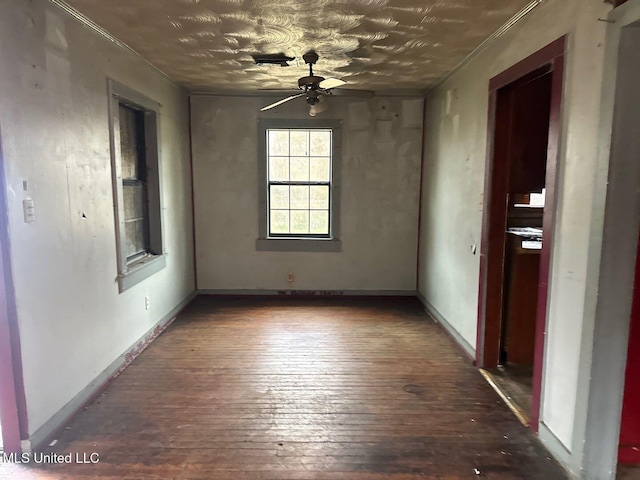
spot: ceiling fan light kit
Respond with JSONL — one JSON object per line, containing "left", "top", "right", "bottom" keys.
{"left": 309, "top": 97, "right": 328, "bottom": 117}
{"left": 259, "top": 50, "right": 374, "bottom": 116}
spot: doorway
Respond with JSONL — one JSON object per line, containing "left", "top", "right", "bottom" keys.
{"left": 476, "top": 37, "right": 565, "bottom": 430}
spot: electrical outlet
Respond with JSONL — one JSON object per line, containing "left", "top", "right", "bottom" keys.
{"left": 287, "top": 272, "right": 295, "bottom": 283}
{"left": 144, "top": 296, "right": 150, "bottom": 310}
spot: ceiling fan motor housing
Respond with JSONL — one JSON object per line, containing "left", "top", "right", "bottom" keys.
{"left": 298, "top": 75, "right": 325, "bottom": 89}
{"left": 259, "top": 50, "right": 371, "bottom": 113}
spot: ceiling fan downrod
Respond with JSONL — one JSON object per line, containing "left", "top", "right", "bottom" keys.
{"left": 298, "top": 51, "right": 324, "bottom": 91}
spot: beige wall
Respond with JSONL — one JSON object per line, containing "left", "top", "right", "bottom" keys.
{"left": 0, "top": 0, "right": 195, "bottom": 439}
{"left": 418, "top": 0, "right": 611, "bottom": 474}
{"left": 191, "top": 95, "right": 423, "bottom": 293}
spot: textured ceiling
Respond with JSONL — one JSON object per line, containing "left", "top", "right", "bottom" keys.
{"left": 63, "top": 0, "right": 530, "bottom": 93}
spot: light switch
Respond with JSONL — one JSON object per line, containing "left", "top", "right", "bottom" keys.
{"left": 23, "top": 198, "right": 35, "bottom": 223}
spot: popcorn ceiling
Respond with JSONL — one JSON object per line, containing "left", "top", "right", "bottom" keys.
{"left": 63, "top": 0, "right": 529, "bottom": 92}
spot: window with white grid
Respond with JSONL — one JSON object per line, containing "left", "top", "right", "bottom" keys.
{"left": 266, "top": 128, "right": 332, "bottom": 238}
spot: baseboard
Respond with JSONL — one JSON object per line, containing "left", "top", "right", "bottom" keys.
{"left": 198, "top": 289, "right": 417, "bottom": 297}
{"left": 538, "top": 421, "right": 578, "bottom": 479}
{"left": 28, "top": 291, "right": 197, "bottom": 451}
{"left": 416, "top": 292, "right": 476, "bottom": 361}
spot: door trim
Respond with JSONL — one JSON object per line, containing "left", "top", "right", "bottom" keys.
{"left": 582, "top": 3, "right": 640, "bottom": 477}
{"left": 618, "top": 233, "right": 640, "bottom": 463}
{"left": 475, "top": 36, "right": 566, "bottom": 432}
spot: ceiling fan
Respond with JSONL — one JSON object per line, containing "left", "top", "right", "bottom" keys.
{"left": 259, "top": 51, "right": 374, "bottom": 116}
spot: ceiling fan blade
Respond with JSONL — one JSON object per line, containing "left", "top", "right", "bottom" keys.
{"left": 319, "top": 78, "right": 346, "bottom": 90}
{"left": 327, "top": 88, "right": 375, "bottom": 98}
{"left": 260, "top": 93, "right": 306, "bottom": 111}
{"left": 258, "top": 89, "right": 303, "bottom": 95}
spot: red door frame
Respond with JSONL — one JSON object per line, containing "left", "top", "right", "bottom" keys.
{"left": 0, "top": 136, "right": 28, "bottom": 453}
{"left": 618, "top": 233, "right": 640, "bottom": 463}
{"left": 475, "top": 36, "right": 566, "bottom": 432}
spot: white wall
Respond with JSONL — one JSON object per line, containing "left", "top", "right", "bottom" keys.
{"left": 418, "top": 0, "right": 611, "bottom": 474}
{"left": 191, "top": 95, "right": 423, "bottom": 293}
{"left": 0, "top": 0, "right": 194, "bottom": 439}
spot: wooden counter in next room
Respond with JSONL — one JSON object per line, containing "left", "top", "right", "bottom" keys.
{"left": 502, "top": 232, "right": 541, "bottom": 366}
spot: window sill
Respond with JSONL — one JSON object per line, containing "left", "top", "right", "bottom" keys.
{"left": 118, "top": 254, "right": 167, "bottom": 292}
{"left": 256, "top": 238, "right": 341, "bottom": 252}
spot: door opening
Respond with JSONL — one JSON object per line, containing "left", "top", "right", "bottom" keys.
{"left": 476, "top": 37, "right": 565, "bottom": 431}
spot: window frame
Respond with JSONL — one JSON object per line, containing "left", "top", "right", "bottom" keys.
{"left": 108, "top": 79, "right": 166, "bottom": 292}
{"left": 256, "top": 118, "right": 342, "bottom": 252}
{"left": 119, "top": 104, "right": 151, "bottom": 263}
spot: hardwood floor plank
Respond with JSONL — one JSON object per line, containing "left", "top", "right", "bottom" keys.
{"left": 2, "top": 296, "right": 567, "bottom": 479}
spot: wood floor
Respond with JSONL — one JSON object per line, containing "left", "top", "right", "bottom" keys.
{"left": 2, "top": 296, "right": 567, "bottom": 479}
{"left": 618, "top": 465, "right": 640, "bottom": 479}
{"left": 485, "top": 366, "right": 533, "bottom": 425}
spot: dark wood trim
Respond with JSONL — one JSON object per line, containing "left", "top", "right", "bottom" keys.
{"left": 475, "top": 89, "right": 498, "bottom": 368}
{"left": 477, "top": 36, "right": 566, "bottom": 432}
{"left": 0, "top": 136, "right": 28, "bottom": 452}
{"left": 476, "top": 87, "right": 515, "bottom": 368}
{"left": 489, "top": 37, "right": 566, "bottom": 91}
{"left": 188, "top": 95, "right": 198, "bottom": 290}
{"left": 529, "top": 50, "right": 565, "bottom": 432}
{"left": 607, "top": 0, "right": 629, "bottom": 7}
{"left": 618, "top": 232, "right": 640, "bottom": 464}
{"left": 416, "top": 98, "right": 427, "bottom": 292}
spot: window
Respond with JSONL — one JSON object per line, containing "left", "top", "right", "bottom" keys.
{"left": 268, "top": 128, "right": 331, "bottom": 236}
{"left": 108, "top": 80, "right": 165, "bottom": 292}
{"left": 119, "top": 105, "right": 150, "bottom": 262}
{"left": 257, "top": 119, "right": 341, "bottom": 252}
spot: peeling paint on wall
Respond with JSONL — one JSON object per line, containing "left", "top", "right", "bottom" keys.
{"left": 0, "top": 0, "right": 195, "bottom": 436}
{"left": 191, "top": 94, "right": 422, "bottom": 291}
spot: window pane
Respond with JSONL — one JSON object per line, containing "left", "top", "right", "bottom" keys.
{"left": 290, "top": 185, "right": 309, "bottom": 210}
{"left": 290, "top": 157, "right": 310, "bottom": 181}
{"left": 119, "top": 106, "right": 142, "bottom": 180}
{"left": 124, "top": 189, "right": 149, "bottom": 259}
{"left": 123, "top": 184, "right": 146, "bottom": 221}
{"left": 270, "top": 210, "right": 289, "bottom": 234}
{"left": 290, "top": 130, "right": 308, "bottom": 156}
{"left": 264, "top": 127, "right": 333, "bottom": 239}
{"left": 125, "top": 219, "right": 147, "bottom": 259}
{"left": 310, "top": 157, "right": 331, "bottom": 182}
{"left": 269, "top": 157, "right": 289, "bottom": 181}
{"left": 310, "top": 185, "right": 329, "bottom": 209}
{"left": 270, "top": 185, "right": 289, "bottom": 209}
{"left": 268, "top": 130, "right": 289, "bottom": 156}
{"left": 123, "top": 186, "right": 135, "bottom": 219}
{"left": 310, "top": 130, "right": 331, "bottom": 156}
{"left": 310, "top": 210, "right": 329, "bottom": 235}
{"left": 134, "top": 184, "right": 146, "bottom": 218}
{"left": 290, "top": 210, "right": 309, "bottom": 234}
